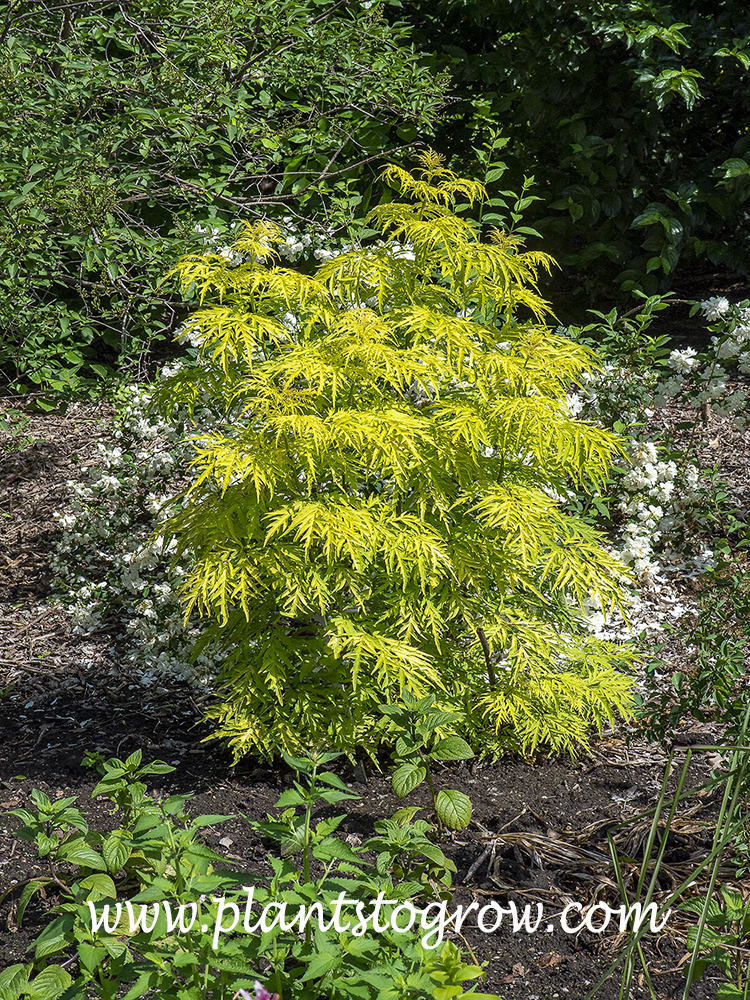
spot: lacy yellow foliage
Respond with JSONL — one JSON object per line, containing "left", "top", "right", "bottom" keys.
{"left": 155, "top": 152, "right": 638, "bottom": 760}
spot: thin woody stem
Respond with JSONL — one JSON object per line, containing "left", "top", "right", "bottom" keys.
{"left": 477, "top": 626, "right": 496, "bottom": 689}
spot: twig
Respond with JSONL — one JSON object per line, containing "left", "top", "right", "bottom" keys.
{"left": 476, "top": 626, "right": 496, "bottom": 688}
{"left": 465, "top": 843, "right": 492, "bottom": 883}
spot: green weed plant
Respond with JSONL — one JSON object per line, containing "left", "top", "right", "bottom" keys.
{"left": 1, "top": 750, "right": 497, "bottom": 1000}
{"left": 679, "top": 885, "right": 750, "bottom": 999}
{"left": 379, "top": 689, "right": 474, "bottom": 833}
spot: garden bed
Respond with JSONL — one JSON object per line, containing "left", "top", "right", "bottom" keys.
{"left": 1, "top": 377, "right": 748, "bottom": 998}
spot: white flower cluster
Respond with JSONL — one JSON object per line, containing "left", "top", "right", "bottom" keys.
{"left": 576, "top": 363, "right": 647, "bottom": 426}
{"left": 701, "top": 296, "right": 730, "bottom": 322}
{"left": 653, "top": 299, "right": 750, "bottom": 421}
{"left": 568, "top": 294, "right": 750, "bottom": 590}
{"left": 565, "top": 392, "right": 584, "bottom": 416}
{"left": 194, "top": 216, "right": 348, "bottom": 267}
{"left": 50, "top": 381, "right": 230, "bottom": 687}
{"left": 194, "top": 223, "right": 222, "bottom": 244}
{"left": 613, "top": 439, "right": 716, "bottom": 583}
{"left": 175, "top": 321, "right": 204, "bottom": 349}
{"left": 667, "top": 347, "right": 698, "bottom": 373}
{"left": 711, "top": 304, "right": 750, "bottom": 373}
{"left": 568, "top": 367, "right": 722, "bottom": 587}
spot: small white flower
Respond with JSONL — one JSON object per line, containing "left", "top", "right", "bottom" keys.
{"left": 624, "top": 536, "right": 651, "bottom": 560}
{"left": 565, "top": 393, "right": 584, "bottom": 416}
{"left": 586, "top": 611, "right": 607, "bottom": 632}
{"left": 655, "top": 481, "right": 675, "bottom": 503}
{"left": 656, "top": 460, "right": 677, "bottom": 482}
{"left": 631, "top": 441, "right": 658, "bottom": 466}
{"left": 712, "top": 335, "right": 742, "bottom": 359}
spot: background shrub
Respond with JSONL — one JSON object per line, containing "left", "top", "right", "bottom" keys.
{"left": 0, "top": 0, "right": 445, "bottom": 396}
{"left": 403, "top": 0, "right": 750, "bottom": 315}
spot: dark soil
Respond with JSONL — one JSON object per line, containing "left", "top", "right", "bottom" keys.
{"left": 0, "top": 697, "right": 730, "bottom": 1000}
{"left": 2, "top": 279, "right": 750, "bottom": 999}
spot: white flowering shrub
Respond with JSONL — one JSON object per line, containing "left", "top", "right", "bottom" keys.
{"left": 50, "top": 384, "right": 223, "bottom": 686}
{"left": 563, "top": 294, "right": 750, "bottom": 591}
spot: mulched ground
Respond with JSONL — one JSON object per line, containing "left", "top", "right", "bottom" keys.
{"left": 0, "top": 699, "right": 730, "bottom": 1000}
{"left": 2, "top": 285, "right": 749, "bottom": 999}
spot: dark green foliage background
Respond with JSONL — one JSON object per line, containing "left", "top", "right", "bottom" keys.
{"left": 401, "top": 0, "right": 750, "bottom": 316}
{"left": 0, "top": 0, "right": 445, "bottom": 394}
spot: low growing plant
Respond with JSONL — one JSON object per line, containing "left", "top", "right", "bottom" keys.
{"left": 380, "top": 688, "right": 474, "bottom": 832}
{"left": 361, "top": 809, "right": 457, "bottom": 902}
{"left": 2, "top": 750, "right": 498, "bottom": 1000}
{"left": 679, "top": 885, "right": 750, "bottom": 1000}
{"left": 635, "top": 563, "right": 750, "bottom": 745}
{"left": 0, "top": 405, "right": 35, "bottom": 451}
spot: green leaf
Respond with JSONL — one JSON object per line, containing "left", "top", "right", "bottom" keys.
{"left": 419, "top": 710, "right": 458, "bottom": 732}
{"left": 395, "top": 736, "right": 419, "bottom": 759}
{"left": 120, "top": 970, "right": 158, "bottom": 1000}
{"left": 102, "top": 832, "right": 132, "bottom": 874}
{"left": 431, "top": 736, "right": 474, "bottom": 761}
{"left": 57, "top": 839, "right": 105, "bottom": 869}
{"left": 0, "top": 965, "right": 31, "bottom": 1000}
{"left": 78, "top": 873, "right": 117, "bottom": 901}
{"left": 390, "top": 806, "right": 422, "bottom": 825}
{"left": 274, "top": 788, "right": 308, "bottom": 808}
{"left": 435, "top": 789, "right": 472, "bottom": 830}
{"left": 300, "top": 950, "right": 340, "bottom": 981}
{"left": 21, "top": 966, "right": 72, "bottom": 1000}
{"left": 392, "top": 763, "right": 426, "bottom": 798}
{"left": 485, "top": 166, "right": 507, "bottom": 183}
{"left": 77, "top": 943, "right": 109, "bottom": 975}
{"left": 191, "top": 813, "right": 235, "bottom": 827}
{"left": 720, "top": 157, "right": 750, "bottom": 179}
{"left": 17, "top": 881, "right": 48, "bottom": 927}
{"left": 162, "top": 794, "right": 192, "bottom": 815}
{"left": 716, "top": 985, "right": 745, "bottom": 999}
{"left": 33, "top": 916, "right": 72, "bottom": 960}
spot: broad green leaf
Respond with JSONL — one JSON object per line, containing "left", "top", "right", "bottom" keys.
{"left": 57, "top": 840, "right": 105, "bottom": 869}
{"left": 716, "top": 985, "right": 745, "bottom": 999}
{"left": 0, "top": 965, "right": 31, "bottom": 1000}
{"left": 431, "top": 736, "right": 474, "bottom": 761}
{"left": 21, "top": 966, "right": 72, "bottom": 1000}
{"left": 720, "top": 157, "right": 750, "bottom": 179}
{"left": 485, "top": 166, "right": 507, "bottom": 183}
{"left": 392, "top": 763, "right": 426, "bottom": 798}
{"left": 78, "top": 873, "right": 117, "bottom": 901}
{"left": 103, "top": 832, "right": 132, "bottom": 874}
{"left": 435, "top": 790, "right": 472, "bottom": 830}
{"left": 300, "top": 950, "right": 340, "bottom": 981}
{"left": 77, "top": 943, "right": 109, "bottom": 975}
